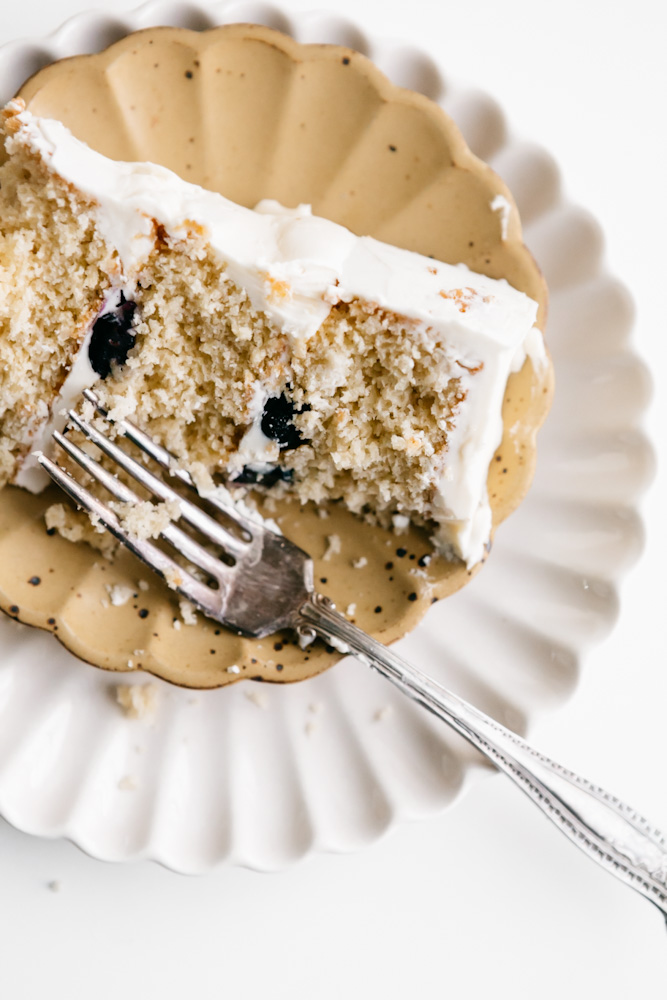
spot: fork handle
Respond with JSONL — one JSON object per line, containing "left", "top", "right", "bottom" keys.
{"left": 299, "top": 593, "right": 667, "bottom": 918}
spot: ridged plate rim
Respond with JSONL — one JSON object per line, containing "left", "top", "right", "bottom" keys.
{"left": 0, "top": 0, "right": 653, "bottom": 873}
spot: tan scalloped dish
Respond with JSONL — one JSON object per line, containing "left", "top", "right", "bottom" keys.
{"left": 0, "top": 25, "right": 552, "bottom": 688}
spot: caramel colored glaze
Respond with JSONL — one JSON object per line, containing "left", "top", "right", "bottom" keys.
{"left": 0, "top": 24, "right": 552, "bottom": 687}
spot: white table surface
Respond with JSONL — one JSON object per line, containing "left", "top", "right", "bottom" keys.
{"left": 1, "top": 0, "right": 666, "bottom": 995}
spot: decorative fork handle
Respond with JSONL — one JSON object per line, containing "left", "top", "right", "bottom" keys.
{"left": 300, "top": 593, "right": 667, "bottom": 918}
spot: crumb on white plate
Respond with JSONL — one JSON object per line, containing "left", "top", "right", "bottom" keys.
{"left": 244, "top": 688, "right": 269, "bottom": 709}
{"left": 374, "top": 705, "right": 394, "bottom": 723}
{"left": 117, "top": 775, "right": 138, "bottom": 791}
{"left": 115, "top": 683, "right": 159, "bottom": 721}
{"left": 47, "top": 880, "right": 61, "bottom": 893}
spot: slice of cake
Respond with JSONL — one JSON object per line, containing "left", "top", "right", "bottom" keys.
{"left": 0, "top": 99, "right": 547, "bottom": 568}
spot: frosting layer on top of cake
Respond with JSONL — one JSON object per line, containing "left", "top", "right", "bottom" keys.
{"left": 6, "top": 100, "right": 546, "bottom": 566}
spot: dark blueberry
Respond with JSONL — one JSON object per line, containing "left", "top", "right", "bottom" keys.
{"left": 88, "top": 296, "right": 137, "bottom": 378}
{"left": 28, "top": 576, "right": 41, "bottom": 586}
{"left": 408, "top": 592, "right": 417, "bottom": 602}
{"left": 138, "top": 608, "right": 149, "bottom": 619}
{"left": 260, "top": 394, "right": 309, "bottom": 451}
{"left": 232, "top": 466, "right": 293, "bottom": 487}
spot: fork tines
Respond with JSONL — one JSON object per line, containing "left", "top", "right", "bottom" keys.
{"left": 37, "top": 393, "right": 253, "bottom": 613}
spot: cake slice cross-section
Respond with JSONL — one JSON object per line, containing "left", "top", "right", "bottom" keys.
{"left": 0, "top": 99, "right": 547, "bottom": 568}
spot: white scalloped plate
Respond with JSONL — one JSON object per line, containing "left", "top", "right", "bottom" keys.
{"left": 0, "top": 0, "right": 653, "bottom": 872}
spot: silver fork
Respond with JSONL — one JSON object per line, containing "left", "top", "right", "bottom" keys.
{"left": 38, "top": 388, "right": 667, "bottom": 919}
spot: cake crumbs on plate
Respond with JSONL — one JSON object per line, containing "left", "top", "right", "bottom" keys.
{"left": 244, "top": 688, "right": 269, "bottom": 709}
{"left": 115, "top": 682, "right": 159, "bottom": 721}
{"left": 178, "top": 599, "right": 198, "bottom": 626}
{"left": 117, "top": 774, "right": 138, "bottom": 791}
{"left": 374, "top": 705, "right": 394, "bottom": 723}
{"left": 44, "top": 502, "right": 116, "bottom": 556}
{"left": 308, "top": 701, "right": 324, "bottom": 715}
{"left": 47, "top": 880, "right": 61, "bottom": 893}
{"left": 304, "top": 720, "right": 317, "bottom": 737}
{"left": 352, "top": 556, "right": 367, "bottom": 569}
{"left": 86, "top": 510, "right": 106, "bottom": 533}
{"left": 391, "top": 513, "right": 410, "bottom": 534}
{"left": 105, "top": 583, "right": 134, "bottom": 607}
{"left": 323, "top": 534, "right": 342, "bottom": 561}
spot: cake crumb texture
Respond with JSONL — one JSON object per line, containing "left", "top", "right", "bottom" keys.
{"left": 0, "top": 109, "right": 114, "bottom": 485}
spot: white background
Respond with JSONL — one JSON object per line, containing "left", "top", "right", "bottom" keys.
{"left": 1, "top": 0, "right": 666, "bottom": 996}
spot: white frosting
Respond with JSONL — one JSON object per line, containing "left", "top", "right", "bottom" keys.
{"left": 234, "top": 382, "right": 279, "bottom": 472}
{"left": 8, "top": 102, "right": 547, "bottom": 566}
